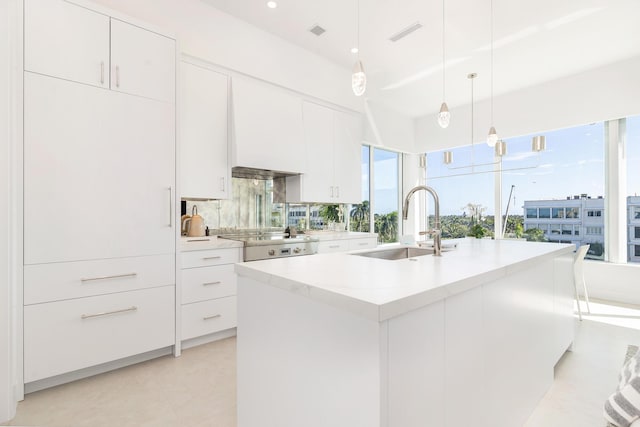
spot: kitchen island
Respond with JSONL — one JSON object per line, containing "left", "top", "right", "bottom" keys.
{"left": 235, "top": 239, "right": 576, "bottom": 427}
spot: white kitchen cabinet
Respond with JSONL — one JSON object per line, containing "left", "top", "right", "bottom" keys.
{"left": 347, "top": 237, "right": 377, "bottom": 251}
{"left": 180, "top": 61, "right": 230, "bottom": 200}
{"left": 286, "top": 102, "right": 362, "bottom": 204}
{"left": 24, "top": 73, "right": 175, "bottom": 264}
{"left": 231, "top": 76, "right": 304, "bottom": 174}
{"left": 180, "top": 247, "right": 241, "bottom": 343}
{"left": 316, "top": 236, "right": 377, "bottom": 254}
{"left": 110, "top": 19, "right": 175, "bottom": 103}
{"left": 24, "top": 254, "right": 175, "bottom": 305}
{"left": 316, "top": 240, "right": 350, "bottom": 254}
{"left": 24, "top": 285, "right": 175, "bottom": 383}
{"left": 25, "top": 0, "right": 175, "bottom": 102}
{"left": 24, "top": 0, "right": 110, "bottom": 88}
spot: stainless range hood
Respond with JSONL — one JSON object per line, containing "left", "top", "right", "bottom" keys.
{"left": 231, "top": 166, "right": 299, "bottom": 181}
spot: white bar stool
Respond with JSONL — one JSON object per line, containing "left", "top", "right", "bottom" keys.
{"left": 573, "top": 244, "right": 591, "bottom": 321}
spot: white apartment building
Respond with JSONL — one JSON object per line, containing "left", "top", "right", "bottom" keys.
{"left": 524, "top": 195, "right": 640, "bottom": 262}
{"left": 523, "top": 194, "right": 605, "bottom": 260}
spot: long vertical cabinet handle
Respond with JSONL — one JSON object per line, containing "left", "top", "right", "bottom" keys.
{"left": 330, "top": 186, "right": 334, "bottom": 198}
{"left": 168, "top": 187, "right": 173, "bottom": 227}
{"left": 336, "top": 186, "right": 340, "bottom": 198}
{"left": 115, "top": 65, "right": 120, "bottom": 87}
{"left": 100, "top": 61, "right": 105, "bottom": 85}
{"left": 220, "top": 177, "right": 225, "bottom": 192}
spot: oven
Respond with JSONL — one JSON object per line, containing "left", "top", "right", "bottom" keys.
{"left": 219, "top": 231, "right": 319, "bottom": 262}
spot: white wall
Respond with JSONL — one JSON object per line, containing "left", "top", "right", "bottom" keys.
{"left": 0, "top": 0, "right": 13, "bottom": 422}
{"left": 415, "top": 55, "right": 640, "bottom": 152}
{"left": 88, "top": 0, "right": 361, "bottom": 114}
{"left": 364, "top": 100, "right": 416, "bottom": 153}
{"left": 584, "top": 262, "right": 640, "bottom": 306}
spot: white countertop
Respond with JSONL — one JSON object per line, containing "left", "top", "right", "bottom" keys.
{"left": 180, "top": 235, "right": 243, "bottom": 251}
{"left": 235, "top": 239, "right": 575, "bottom": 322}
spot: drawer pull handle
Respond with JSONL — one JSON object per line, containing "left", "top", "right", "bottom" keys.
{"left": 203, "top": 314, "right": 221, "bottom": 321}
{"left": 203, "top": 256, "right": 222, "bottom": 260}
{"left": 81, "top": 306, "right": 138, "bottom": 320}
{"left": 358, "top": 242, "right": 369, "bottom": 246}
{"left": 203, "top": 281, "right": 222, "bottom": 286}
{"left": 329, "top": 245, "right": 340, "bottom": 249}
{"left": 81, "top": 273, "right": 137, "bottom": 283}
{"left": 188, "top": 238, "right": 210, "bottom": 242}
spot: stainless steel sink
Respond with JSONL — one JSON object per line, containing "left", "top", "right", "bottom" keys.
{"left": 352, "top": 247, "right": 434, "bottom": 260}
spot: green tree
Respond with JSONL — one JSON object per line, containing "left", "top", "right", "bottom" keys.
{"left": 525, "top": 228, "right": 548, "bottom": 242}
{"left": 319, "top": 204, "right": 340, "bottom": 224}
{"left": 350, "top": 200, "right": 370, "bottom": 232}
{"left": 374, "top": 211, "right": 398, "bottom": 243}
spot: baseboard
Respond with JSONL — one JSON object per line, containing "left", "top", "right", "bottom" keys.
{"left": 24, "top": 346, "right": 173, "bottom": 394}
{"left": 181, "top": 328, "right": 237, "bottom": 350}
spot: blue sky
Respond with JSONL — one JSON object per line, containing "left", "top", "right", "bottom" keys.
{"left": 425, "top": 116, "right": 640, "bottom": 216}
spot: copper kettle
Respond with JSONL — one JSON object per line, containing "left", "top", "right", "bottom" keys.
{"left": 182, "top": 206, "right": 206, "bottom": 237}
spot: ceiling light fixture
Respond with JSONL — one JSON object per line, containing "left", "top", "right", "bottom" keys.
{"left": 486, "top": 0, "right": 498, "bottom": 147}
{"left": 266, "top": 1, "right": 277, "bottom": 9}
{"left": 351, "top": 0, "right": 366, "bottom": 96}
{"left": 437, "top": 0, "right": 450, "bottom": 128}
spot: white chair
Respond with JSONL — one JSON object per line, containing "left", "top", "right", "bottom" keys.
{"left": 573, "top": 244, "right": 591, "bottom": 321}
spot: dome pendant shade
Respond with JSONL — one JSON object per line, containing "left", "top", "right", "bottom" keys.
{"left": 487, "top": 126, "right": 498, "bottom": 147}
{"left": 437, "top": 102, "right": 451, "bottom": 128}
{"left": 352, "top": 60, "right": 367, "bottom": 96}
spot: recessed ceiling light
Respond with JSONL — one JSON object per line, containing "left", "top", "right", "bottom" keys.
{"left": 266, "top": 1, "right": 277, "bottom": 9}
{"left": 351, "top": 47, "right": 359, "bottom": 54}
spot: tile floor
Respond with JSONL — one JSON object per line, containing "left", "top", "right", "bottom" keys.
{"left": 4, "top": 299, "right": 640, "bottom": 427}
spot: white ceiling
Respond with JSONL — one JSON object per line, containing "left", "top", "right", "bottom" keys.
{"left": 202, "top": 0, "right": 640, "bottom": 118}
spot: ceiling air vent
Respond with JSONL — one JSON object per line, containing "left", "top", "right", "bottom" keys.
{"left": 389, "top": 22, "right": 423, "bottom": 42}
{"left": 309, "top": 24, "right": 326, "bottom": 36}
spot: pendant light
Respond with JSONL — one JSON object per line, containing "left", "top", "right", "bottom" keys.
{"left": 486, "top": 0, "right": 498, "bottom": 147}
{"left": 352, "top": 0, "right": 366, "bottom": 96}
{"left": 437, "top": 0, "right": 450, "bottom": 128}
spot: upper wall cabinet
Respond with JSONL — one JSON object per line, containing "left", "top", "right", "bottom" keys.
{"left": 286, "top": 102, "right": 362, "bottom": 204}
{"left": 24, "top": 0, "right": 110, "bottom": 88}
{"left": 231, "top": 77, "right": 304, "bottom": 174}
{"left": 180, "top": 61, "right": 230, "bottom": 200}
{"left": 24, "top": 0, "right": 175, "bottom": 103}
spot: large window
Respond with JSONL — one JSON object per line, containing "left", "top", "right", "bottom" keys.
{"left": 627, "top": 115, "right": 640, "bottom": 262}
{"left": 426, "top": 143, "right": 495, "bottom": 239}
{"left": 349, "top": 146, "right": 401, "bottom": 243}
{"left": 373, "top": 148, "right": 400, "bottom": 243}
{"left": 500, "top": 122, "right": 604, "bottom": 256}
{"left": 349, "top": 145, "right": 370, "bottom": 232}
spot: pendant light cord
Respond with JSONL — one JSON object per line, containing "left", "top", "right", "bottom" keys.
{"left": 490, "top": 0, "right": 494, "bottom": 126}
{"left": 442, "top": 0, "right": 446, "bottom": 101}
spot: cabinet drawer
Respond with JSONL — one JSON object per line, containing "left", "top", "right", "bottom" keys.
{"left": 317, "top": 240, "right": 350, "bottom": 253}
{"left": 182, "top": 296, "right": 237, "bottom": 341}
{"left": 348, "top": 238, "right": 377, "bottom": 251}
{"left": 182, "top": 264, "right": 237, "bottom": 304}
{"left": 181, "top": 248, "right": 241, "bottom": 269}
{"left": 24, "top": 286, "right": 175, "bottom": 383}
{"left": 24, "top": 254, "right": 175, "bottom": 305}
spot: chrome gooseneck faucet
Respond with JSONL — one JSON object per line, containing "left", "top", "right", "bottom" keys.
{"left": 402, "top": 185, "right": 442, "bottom": 257}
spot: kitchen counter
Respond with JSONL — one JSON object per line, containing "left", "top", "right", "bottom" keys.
{"left": 301, "top": 230, "right": 377, "bottom": 241}
{"left": 179, "top": 235, "right": 243, "bottom": 252}
{"left": 236, "top": 239, "right": 577, "bottom": 427}
{"left": 235, "top": 239, "right": 574, "bottom": 321}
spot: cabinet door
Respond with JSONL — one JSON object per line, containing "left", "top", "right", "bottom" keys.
{"left": 231, "top": 77, "right": 303, "bottom": 173}
{"left": 110, "top": 19, "right": 176, "bottom": 103}
{"left": 333, "top": 111, "right": 363, "bottom": 204}
{"left": 24, "top": 73, "right": 175, "bottom": 264}
{"left": 24, "top": 0, "right": 110, "bottom": 88}
{"left": 181, "top": 62, "right": 230, "bottom": 199}
{"left": 288, "top": 102, "right": 334, "bottom": 203}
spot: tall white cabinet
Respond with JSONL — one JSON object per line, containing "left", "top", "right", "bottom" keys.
{"left": 180, "top": 61, "right": 230, "bottom": 200}
{"left": 22, "top": 0, "right": 176, "bottom": 386}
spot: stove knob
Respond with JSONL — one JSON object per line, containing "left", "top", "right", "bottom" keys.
{"left": 293, "top": 247, "right": 301, "bottom": 254}
{"left": 268, "top": 249, "right": 276, "bottom": 256}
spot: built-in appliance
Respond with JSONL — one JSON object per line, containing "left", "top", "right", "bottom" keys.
{"left": 219, "top": 231, "right": 319, "bottom": 262}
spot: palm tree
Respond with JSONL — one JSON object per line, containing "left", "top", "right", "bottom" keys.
{"left": 350, "top": 200, "right": 370, "bottom": 232}
{"left": 375, "top": 211, "right": 398, "bottom": 243}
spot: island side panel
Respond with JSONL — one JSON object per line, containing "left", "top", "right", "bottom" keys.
{"left": 386, "top": 299, "right": 446, "bottom": 427}
{"left": 553, "top": 254, "right": 575, "bottom": 361}
{"left": 482, "top": 258, "right": 556, "bottom": 427}
{"left": 237, "top": 276, "right": 382, "bottom": 427}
